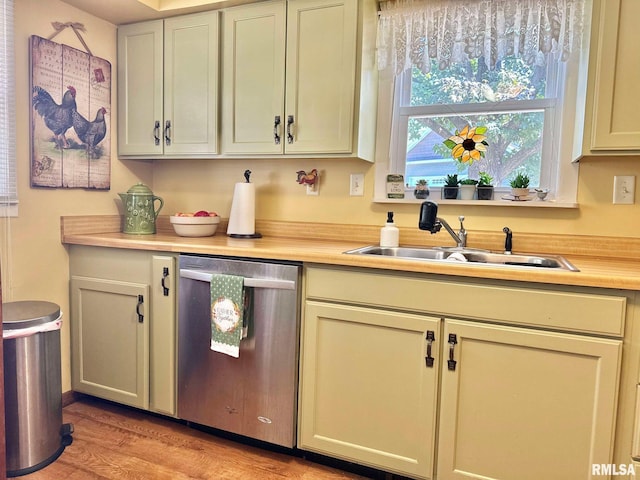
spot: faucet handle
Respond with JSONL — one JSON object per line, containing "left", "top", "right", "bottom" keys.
{"left": 457, "top": 216, "right": 467, "bottom": 247}
{"left": 503, "top": 227, "right": 512, "bottom": 254}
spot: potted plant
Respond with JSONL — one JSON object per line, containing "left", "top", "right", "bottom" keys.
{"left": 442, "top": 174, "right": 459, "bottom": 199}
{"left": 414, "top": 179, "right": 430, "bottom": 199}
{"left": 510, "top": 172, "right": 530, "bottom": 198}
{"left": 477, "top": 171, "right": 494, "bottom": 200}
{"left": 459, "top": 178, "right": 478, "bottom": 200}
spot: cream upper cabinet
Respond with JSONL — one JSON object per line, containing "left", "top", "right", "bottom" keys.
{"left": 220, "top": 0, "right": 377, "bottom": 160}
{"left": 220, "top": 1, "right": 286, "bottom": 155}
{"left": 437, "top": 319, "right": 621, "bottom": 480}
{"left": 118, "top": 12, "right": 219, "bottom": 158}
{"left": 301, "top": 266, "right": 626, "bottom": 479}
{"left": 117, "top": 20, "right": 163, "bottom": 157}
{"left": 582, "top": 0, "right": 640, "bottom": 153}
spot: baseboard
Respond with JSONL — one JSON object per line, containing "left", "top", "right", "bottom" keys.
{"left": 62, "top": 390, "right": 82, "bottom": 407}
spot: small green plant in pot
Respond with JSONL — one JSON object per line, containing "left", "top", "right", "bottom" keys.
{"left": 510, "top": 172, "right": 530, "bottom": 198}
{"left": 414, "top": 179, "right": 430, "bottom": 199}
{"left": 477, "top": 171, "right": 494, "bottom": 200}
{"left": 459, "top": 178, "right": 478, "bottom": 200}
{"left": 442, "top": 174, "right": 459, "bottom": 200}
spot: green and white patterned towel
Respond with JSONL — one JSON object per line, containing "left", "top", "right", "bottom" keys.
{"left": 210, "top": 274, "right": 244, "bottom": 357}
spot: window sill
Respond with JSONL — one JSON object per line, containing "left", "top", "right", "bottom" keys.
{"left": 373, "top": 196, "right": 578, "bottom": 208}
{"left": 0, "top": 204, "right": 18, "bottom": 217}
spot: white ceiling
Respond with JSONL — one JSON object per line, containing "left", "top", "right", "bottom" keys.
{"left": 60, "top": 0, "right": 259, "bottom": 25}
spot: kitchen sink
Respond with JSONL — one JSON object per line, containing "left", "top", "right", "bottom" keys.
{"left": 345, "top": 246, "right": 451, "bottom": 260}
{"left": 344, "top": 245, "right": 579, "bottom": 271}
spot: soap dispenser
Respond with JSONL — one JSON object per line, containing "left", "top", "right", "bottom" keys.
{"left": 380, "top": 211, "right": 399, "bottom": 248}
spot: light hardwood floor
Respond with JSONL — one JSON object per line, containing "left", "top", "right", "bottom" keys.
{"left": 20, "top": 396, "right": 378, "bottom": 480}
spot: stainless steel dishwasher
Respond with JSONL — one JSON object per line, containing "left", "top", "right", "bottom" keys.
{"left": 177, "top": 254, "right": 301, "bottom": 448}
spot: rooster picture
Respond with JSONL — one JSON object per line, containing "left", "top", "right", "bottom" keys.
{"left": 30, "top": 34, "right": 112, "bottom": 189}
{"left": 71, "top": 107, "right": 108, "bottom": 159}
{"left": 32, "top": 85, "right": 77, "bottom": 149}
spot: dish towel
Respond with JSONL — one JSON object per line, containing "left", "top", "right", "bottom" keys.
{"left": 210, "top": 274, "right": 245, "bottom": 358}
{"left": 242, "top": 287, "right": 254, "bottom": 340}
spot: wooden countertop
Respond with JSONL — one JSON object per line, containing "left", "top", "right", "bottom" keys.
{"left": 61, "top": 216, "right": 640, "bottom": 291}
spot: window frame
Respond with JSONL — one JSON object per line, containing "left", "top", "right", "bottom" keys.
{"left": 373, "top": 16, "right": 591, "bottom": 208}
{"left": 0, "top": 0, "right": 17, "bottom": 217}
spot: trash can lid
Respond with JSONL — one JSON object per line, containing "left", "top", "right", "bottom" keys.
{"left": 2, "top": 301, "right": 61, "bottom": 330}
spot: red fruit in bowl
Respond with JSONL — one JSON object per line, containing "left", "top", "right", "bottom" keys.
{"left": 194, "top": 210, "right": 210, "bottom": 217}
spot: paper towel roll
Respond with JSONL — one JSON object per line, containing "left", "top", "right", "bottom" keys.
{"left": 227, "top": 182, "right": 256, "bottom": 235}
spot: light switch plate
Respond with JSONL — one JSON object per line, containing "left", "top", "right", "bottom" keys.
{"left": 350, "top": 173, "right": 365, "bottom": 196}
{"left": 613, "top": 175, "right": 635, "bottom": 204}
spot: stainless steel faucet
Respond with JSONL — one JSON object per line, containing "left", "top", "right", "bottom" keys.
{"left": 418, "top": 201, "right": 467, "bottom": 248}
{"left": 438, "top": 215, "right": 467, "bottom": 248}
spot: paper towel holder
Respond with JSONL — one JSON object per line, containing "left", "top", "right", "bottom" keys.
{"left": 228, "top": 170, "right": 262, "bottom": 239}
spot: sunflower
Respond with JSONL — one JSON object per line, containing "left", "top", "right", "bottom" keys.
{"left": 443, "top": 125, "right": 488, "bottom": 165}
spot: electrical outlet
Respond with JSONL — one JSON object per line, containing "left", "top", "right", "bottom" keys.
{"left": 613, "top": 175, "right": 635, "bottom": 204}
{"left": 350, "top": 173, "right": 365, "bottom": 196}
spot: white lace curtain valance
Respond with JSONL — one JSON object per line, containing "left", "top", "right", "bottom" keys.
{"left": 377, "top": 0, "right": 587, "bottom": 75}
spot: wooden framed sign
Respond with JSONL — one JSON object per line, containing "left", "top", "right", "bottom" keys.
{"left": 30, "top": 35, "right": 111, "bottom": 189}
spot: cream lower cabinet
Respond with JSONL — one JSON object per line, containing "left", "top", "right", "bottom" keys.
{"left": 300, "top": 301, "right": 440, "bottom": 479}
{"left": 69, "top": 246, "right": 177, "bottom": 415}
{"left": 300, "top": 266, "right": 624, "bottom": 480}
{"left": 437, "top": 319, "right": 621, "bottom": 480}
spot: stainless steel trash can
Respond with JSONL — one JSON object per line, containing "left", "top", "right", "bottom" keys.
{"left": 3, "top": 301, "right": 73, "bottom": 477}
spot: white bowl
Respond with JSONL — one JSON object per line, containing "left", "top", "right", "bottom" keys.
{"left": 170, "top": 215, "right": 220, "bottom": 237}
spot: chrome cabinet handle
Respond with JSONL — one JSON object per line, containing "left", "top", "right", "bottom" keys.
{"left": 274, "top": 116, "right": 281, "bottom": 145}
{"left": 164, "top": 120, "right": 171, "bottom": 146}
{"left": 425, "top": 330, "right": 435, "bottom": 367}
{"left": 136, "top": 295, "right": 144, "bottom": 323}
{"left": 161, "top": 267, "right": 170, "bottom": 296}
{"left": 447, "top": 334, "right": 457, "bottom": 371}
{"left": 286, "top": 115, "right": 294, "bottom": 144}
{"left": 154, "top": 121, "right": 160, "bottom": 146}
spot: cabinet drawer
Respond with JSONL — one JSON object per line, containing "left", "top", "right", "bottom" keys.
{"left": 305, "top": 266, "right": 626, "bottom": 337}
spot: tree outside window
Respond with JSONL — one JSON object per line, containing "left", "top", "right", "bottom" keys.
{"left": 398, "top": 56, "right": 557, "bottom": 189}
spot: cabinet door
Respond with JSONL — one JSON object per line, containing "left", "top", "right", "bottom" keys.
{"left": 299, "top": 301, "right": 440, "bottom": 479}
{"left": 221, "top": 1, "right": 286, "bottom": 154}
{"left": 589, "top": 0, "right": 640, "bottom": 150}
{"left": 149, "top": 255, "right": 176, "bottom": 416}
{"left": 437, "top": 319, "right": 622, "bottom": 480}
{"left": 164, "top": 12, "right": 219, "bottom": 156}
{"left": 70, "top": 276, "right": 150, "bottom": 409}
{"left": 117, "top": 20, "right": 164, "bottom": 156}
{"left": 284, "top": 0, "right": 357, "bottom": 154}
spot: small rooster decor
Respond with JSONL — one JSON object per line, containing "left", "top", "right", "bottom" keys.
{"left": 296, "top": 169, "right": 318, "bottom": 186}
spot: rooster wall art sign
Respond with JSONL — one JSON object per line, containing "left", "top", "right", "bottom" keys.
{"left": 30, "top": 35, "right": 111, "bottom": 189}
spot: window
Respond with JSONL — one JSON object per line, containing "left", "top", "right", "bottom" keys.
{"left": 394, "top": 58, "right": 558, "bottom": 189}
{"left": 375, "top": 0, "right": 590, "bottom": 204}
{"left": 0, "top": 0, "right": 17, "bottom": 216}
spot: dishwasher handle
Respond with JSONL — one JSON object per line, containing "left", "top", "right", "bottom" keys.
{"left": 180, "top": 268, "right": 295, "bottom": 290}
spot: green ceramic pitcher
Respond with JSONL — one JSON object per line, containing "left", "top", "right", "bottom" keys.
{"left": 119, "top": 183, "right": 164, "bottom": 234}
